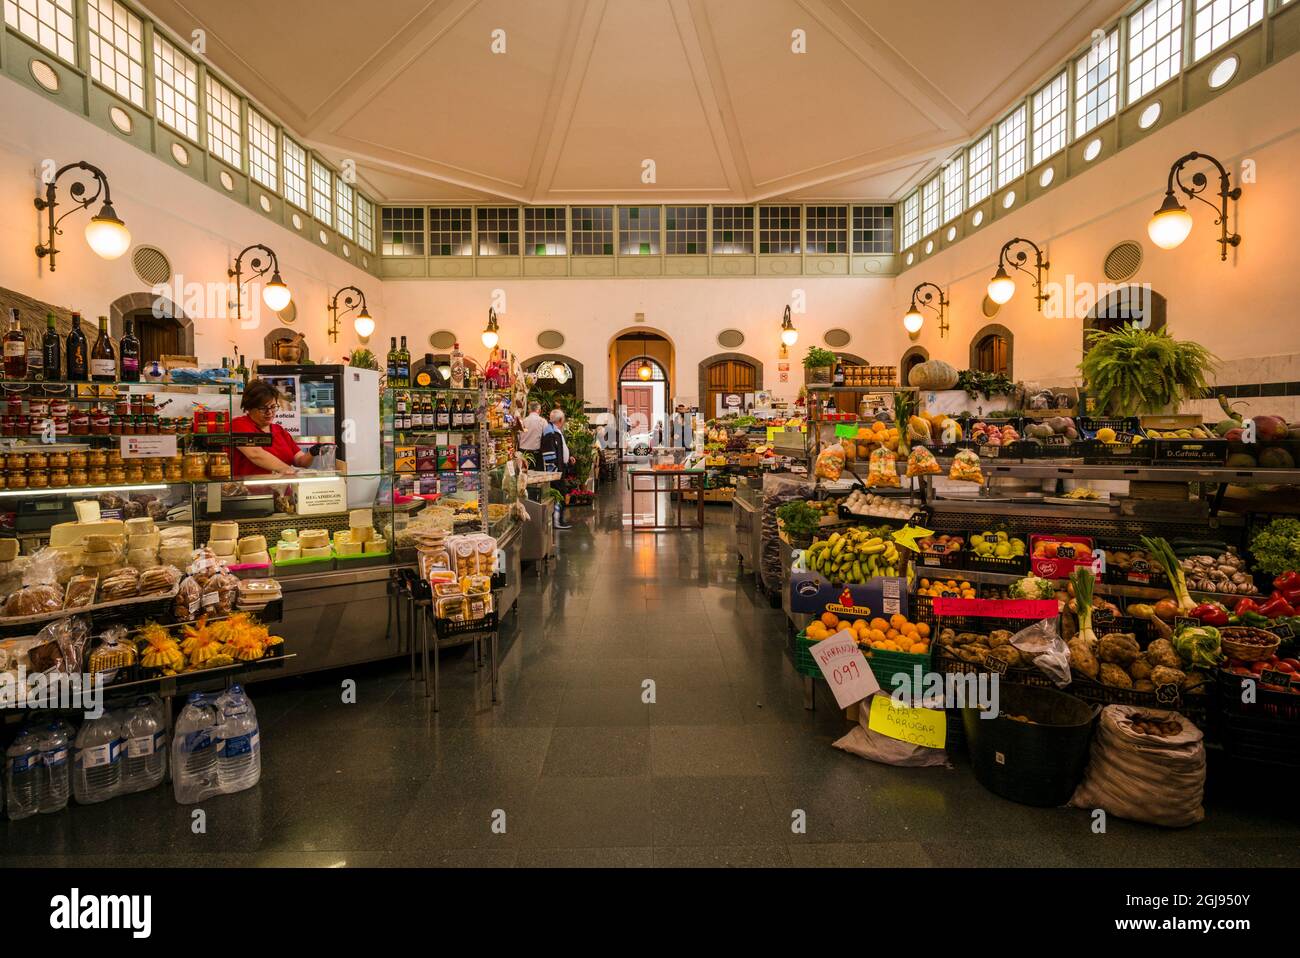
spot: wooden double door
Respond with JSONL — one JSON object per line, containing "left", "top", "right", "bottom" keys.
{"left": 705, "top": 359, "right": 757, "bottom": 417}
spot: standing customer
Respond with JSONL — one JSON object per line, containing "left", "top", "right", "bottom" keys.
{"left": 518, "top": 401, "right": 547, "bottom": 469}
{"left": 540, "top": 409, "right": 574, "bottom": 530}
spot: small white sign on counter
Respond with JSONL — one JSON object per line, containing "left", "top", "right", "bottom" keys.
{"left": 297, "top": 477, "right": 347, "bottom": 515}
{"left": 809, "top": 629, "right": 881, "bottom": 709}
{"left": 120, "top": 435, "right": 178, "bottom": 459}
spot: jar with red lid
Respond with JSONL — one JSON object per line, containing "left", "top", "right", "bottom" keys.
{"left": 28, "top": 399, "right": 49, "bottom": 419}
{"left": 54, "top": 417, "right": 68, "bottom": 436}
{"left": 91, "top": 411, "right": 111, "bottom": 435}
{"left": 14, "top": 414, "right": 29, "bottom": 436}
{"left": 69, "top": 410, "right": 89, "bottom": 435}
{"left": 114, "top": 397, "right": 130, "bottom": 416}
{"left": 118, "top": 416, "right": 132, "bottom": 436}
{"left": 29, "top": 417, "right": 46, "bottom": 437}
{"left": 49, "top": 398, "right": 68, "bottom": 418}
{"left": 6, "top": 395, "right": 22, "bottom": 416}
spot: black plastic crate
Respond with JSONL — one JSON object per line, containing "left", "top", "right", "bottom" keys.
{"left": 914, "top": 548, "right": 966, "bottom": 571}
{"left": 1226, "top": 440, "right": 1300, "bottom": 470}
{"left": 1098, "top": 543, "right": 1170, "bottom": 589}
{"left": 434, "top": 610, "right": 498, "bottom": 639}
{"left": 1015, "top": 437, "right": 1084, "bottom": 459}
{"left": 963, "top": 551, "right": 1030, "bottom": 576}
{"left": 1068, "top": 676, "right": 1211, "bottom": 730}
{"left": 1149, "top": 438, "right": 1227, "bottom": 465}
{"left": 1219, "top": 711, "right": 1300, "bottom": 767}
{"left": 1079, "top": 416, "right": 1153, "bottom": 465}
{"left": 1217, "top": 668, "right": 1300, "bottom": 722}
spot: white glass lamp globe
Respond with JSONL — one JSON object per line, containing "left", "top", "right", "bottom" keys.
{"left": 1148, "top": 195, "right": 1195, "bottom": 250}
{"left": 84, "top": 208, "right": 131, "bottom": 260}
{"left": 780, "top": 326, "right": 798, "bottom": 347}
{"left": 354, "top": 313, "right": 375, "bottom": 338}
{"left": 987, "top": 266, "right": 1016, "bottom": 305}
{"left": 262, "top": 276, "right": 292, "bottom": 312}
{"left": 903, "top": 310, "right": 924, "bottom": 334}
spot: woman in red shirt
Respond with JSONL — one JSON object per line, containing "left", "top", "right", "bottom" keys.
{"left": 230, "top": 379, "right": 316, "bottom": 478}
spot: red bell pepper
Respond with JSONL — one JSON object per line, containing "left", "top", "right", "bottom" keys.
{"left": 1273, "top": 571, "right": 1300, "bottom": 605}
{"left": 1235, "top": 597, "right": 1262, "bottom": 617}
{"left": 1190, "top": 602, "right": 1230, "bottom": 627}
{"left": 1258, "top": 596, "right": 1297, "bottom": 620}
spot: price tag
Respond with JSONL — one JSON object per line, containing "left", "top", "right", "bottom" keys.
{"left": 1260, "top": 669, "right": 1293, "bottom": 690}
{"left": 296, "top": 477, "right": 347, "bottom": 515}
{"left": 983, "top": 656, "right": 1009, "bottom": 676}
{"left": 121, "top": 435, "right": 179, "bottom": 459}
{"left": 1154, "top": 683, "right": 1182, "bottom": 707}
{"left": 1271, "top": 623, "right": 1295, "bottom": 641}
{"left": 867, "top": 695, "right": 947, "bottom": 749}
{"left": 1173, "top": 617, "right": 1199, "bottom": 633}
{"left": 834, "top": 423, "right": 858, "bottom": 439}
{"left": 808, "top": 629, "right": 880, "bottom": 709}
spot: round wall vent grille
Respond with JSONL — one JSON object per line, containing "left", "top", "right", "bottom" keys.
{"left": 277, "top": 302, "right": 297, "bottom": 325}
{"left": 30, "top": 59, "right": 59, "bottom": 91}
{"left": 537, "top": 329, "right": 565, "bottom": 350}
{"left": 430, "top": 330, "right": 457, "bottom": 350}
{"left": 981, "top": 295, "right": 1001, "bottom": 318}
{"left": 1103, "top": 241, "right": 1143, "bottom": 281}
{"left": 823, "top": 328, "right": 851, "bottom": 348}
{"left": 716, "top": 329, "right": 744, "bottom": 349}
{"left": 131, "top": 245, "right": 172, "bottom": 286}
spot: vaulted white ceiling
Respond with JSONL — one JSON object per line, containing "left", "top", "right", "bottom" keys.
{"left": 142, "top": 0, "right": 1124, "bottom": 203}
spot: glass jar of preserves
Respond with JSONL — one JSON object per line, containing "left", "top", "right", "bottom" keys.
{"left": 87, "top": 467, "right": 107, "bottom": 486}
{"left": 165, "top": 461, "right": 184, "bottom": 482}
{"left": 49, "top": 469, "right": 69, "bottom": 488}
{"left": 54, "top": 416, "right": 68, "bottom": 437}
{"left": 0, "top": 473, "right": 7, "bottom": 491}
{"left": 91, "top": 410, "right": 111, "bottom": 435}
{"left": 146, "top": 416, "right": 159, "bottom": 436}
{"left": 7, "top": 471, "right": 27, "bottom": 490}
{"left": 27, "top": 452, "right": 49, "bottom": 471}
{"left": 69, "top": 450, "right": 88, "bottom": 469}
{"left": 124, "top": 462, "right": 144, "bottom": 484}
{"left": 15, "top": 414, "right": 30, "bottom": 436}
{"left": 206, "top": 453, "right": 231, "bottom": 480}
{"left": 69, "top": 468, "right": 88, "bottom": 486}
{"left": 49, "top": 398, "right": 68, "bottom": 418}
{"left": 106, "top": 449, "right": 123, "bottom": 466}
{"left": 118, "top": 416, "right": 132, "bottom": 436}
{"left": 6, "top": 395, "right": 22, "bottom": 416}
{"left": 69, "top": 411, "right": 89, "bottom": 436}
{"left": 107, "top": 465, "right": 127, "bottom": 484}
{"left": 183, "top": 451, "right": 207, "bottom": 480}
{"left": 27, "top": 399, "right": 49, "bottom": 419}
{"left": 142, "top": 396, "right": 156, "bottom": 416}
{"left": 160, "top": 418, "right": 177, "bottom": 435}
{"left": 28, "top": 471, "right": 48, "bottom": 489}
{"left": 115, "top": 396, "right": 130, "bottom": 417}
{"left": 49, "top": 452, "right": 69, "bottom": 469}
{"left": 143, "top": 460, "right": 164, "bottom": 483}
{"left": 87, "top": 449, "right": 108, "bottom": 468}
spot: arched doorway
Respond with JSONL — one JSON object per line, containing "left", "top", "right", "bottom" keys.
{"left": 1084, "top": 286, "right": 1167, "bottom": 350}
{"left": 698, "top": 352, "right": 762, "bottom": 419}
{"left": 610, "top": 328, "right": 674, "bottom": 455}
{"left": 264, "top": 328, "right": 310, "bottom": 362}
{"left": 109, "top": 292, "right": 193, "bottom": 363}
{"left": 900, "top": 346, "right": 929, "bottom": 384}
{"left": 523, "top": 354, "right": 584, "bottom": 402}
{"left": 970, "top": 324, "right": 1013, "bottom": 379}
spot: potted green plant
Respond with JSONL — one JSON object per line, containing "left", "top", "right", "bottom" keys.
{"left": 1079, "top": 326, "right": 1216, "bottom": 417}
{"left": 804, "top": 346, "right": 838, "bottom": 386}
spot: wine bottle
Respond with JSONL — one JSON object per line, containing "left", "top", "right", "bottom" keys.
{"left": 24, "top": 315, "right": 42, "bottom": 382}
{"left": 119, "top": 317, "right": 140, "bottom": 382}
{"left": 236, "top": 351, "right": 249, "bottom": 386}
{"left": 42, "top": 314, "right": 60, "bottom": 383}
{"left": 833, "top": 360, "right": 845, "bottom": 387}
{"left": 65, "top": 313, "right": 89, "bottom": 381}
{"left": 90, "top": 316, "right": 116, "bottom": 382}
{"left": 386, "top": 337, "right": 397, "bottom": 382}
{"left": 4, "top": 309, "right": 27, "bottom": 381}
{"left": 436, "top": 394, "right": 450, "bottom": 430}
{"left": 398, "top": 336, "right": 410, "bottom": 387}
{"left": 450, "top": 342, "right": 465, "bottom": 389}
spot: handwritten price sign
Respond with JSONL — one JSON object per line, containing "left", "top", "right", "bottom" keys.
{"left": 809, "top": 629, "right": 881, "bottom": 708}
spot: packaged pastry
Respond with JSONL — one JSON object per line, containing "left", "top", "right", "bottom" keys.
{"left": 905, "top": 446, "right": 942, "bottom": 477}
{"left": 173, "top": 575, "right": 202, "bottom": 621}
{"left": 87, "top": 624, "right": 136, "bottom": 683}
{"left": 99, "top": 567, "right": 141, "bottom": 602}
{"left": 138, "top": 564, "right": 180, "bottom": 596}
{"left": 3, "top": 584, "right": 63, "bottom": 617}
{"left": 949, "top": 448, "right": 985, "bottom": 483}
{"left": 26, "top": 616, "right": 90, "bottom": 674}
{"left": 201, "top": 570, "right": 240, "bottom": 614}
{"left": 63, "top": 574, "right": 99, "bottom": 609}
{"left": 453, "top": 540, "right": 476, "bottom": 577}
{"left": 865, "top": 445, "right": 901, "bottom": 488}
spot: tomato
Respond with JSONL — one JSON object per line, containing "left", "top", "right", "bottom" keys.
{"left": 1251, "top": 661, "right": 1269, "bottom": 674}
{"left": 1284, "top": 659, "right": 1300, "bottom": 670}
{"left": 1278, "top": 661, "right": 1297, "bottom": 673}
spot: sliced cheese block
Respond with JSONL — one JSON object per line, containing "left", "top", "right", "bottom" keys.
{"left": 209, "top": 539, "right": 237, "bottom": 557}
{"left": 335, "top": 539, "right": 363, "bottom": 556}
{"left": 159, "top": 544, "right": 192, "bottom": 567}
{"left": 127, "top": 549, "right": 160, "bottom": 568}
{"left": 299, "top": 529, "right": 329, "bottom": 549}
{"left": 349, "top": 508, "right": 374, "bottom": 529}
{"left": 80, "top": 552, "right": 123, "bottom": 567}
{"left": 84, "top": 534, "right": 125, "bottom": 554}
{"left": 281, "top": 528, "right": 299, "bottom": 542}
{"left": 0, "top": 539, "right": 18, "bottom": 562}
{"left": 73, "top": 500, "right": 101, "bottom": 523}
{"left": 239, "top": 551, "right": 270, "bottom": 565}
{"left": 128, "top": 532, "right": 161, "bottom": 551}
{"left": 159, "top": 526, "right": 192, "bottom": 543}
{"left": 124, "top": 517, "right": 156, "bottom": 535}
{"left": 275, "top": 543, "right": 301, "bottom": 560}
{"left": 238, "top": 534, "right": 268, "bottom": 556}
{"left": 210, "top": 521, "right": 240, "bottom": 541}
{"left": 50, "top": 519, "right": 125, "bottom": 549}
{"left": 332, "top": 529, "right": 351, "bottom": 544}
{"left": 301, "top": 544, "right": 331, "bottom": 559}
{"left": 351, "top": 525, "right": 375, "bottom": 543}
{"left": 363, "top": 538, "right": 386, "bottom": 554}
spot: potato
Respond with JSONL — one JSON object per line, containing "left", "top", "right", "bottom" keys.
{"left": 955, "top": 631, "right": 982, "bottom": 646}
{"left": 1129, "top": 658, "right": 1153, "bottom": 682}
{"left": 1100, "top": 663, "right": 1133, "bottom": 688}
{"left": 1150, "top": 665, "right": 1187, "bottom": 689}
{"left": 939, "top": 628, "right": 957, "bottom": 647}
{"left": 1134, "top": 679, "right": 1156, "bottom": 692}
{"left": 987, "top": 645, "right": 1022, "bottom": 668}
{"left": 1068, "top": 637, "right": 1099, "bottom": 679}
{"left": 987, "top": 629, "right": 1013, "bottom": 649}
{"left": 1145, "top": 638, "right": 1182, "bottom": 670}
{"left": 1099, "top": 633, "right": 1141, "bottom": 666}
{"left": 1182, "top": 671, "right": 1208, "bottom": 694}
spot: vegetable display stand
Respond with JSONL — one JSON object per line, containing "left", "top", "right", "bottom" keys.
{"left": 961, "top": 684, "right": 1098, "bottom": 807}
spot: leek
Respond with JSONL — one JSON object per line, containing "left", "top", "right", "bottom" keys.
{"left": 1141, "top": 535, "right": 1196, "bottom": 612}
{"left": 1070, "top": 567, "right": 1096, "bottom": 647}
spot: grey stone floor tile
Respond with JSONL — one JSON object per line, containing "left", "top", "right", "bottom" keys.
{"left": 515, "top": 846, "right": 653, "bottom": 867}
{"left": 787, "top": 841, "right": 934, "bottom": 867}
{"left": 541, "top": 727, "right": 652, "bottom": 778}
{"left": 517, "top": 778, "right": 655, "bottom": 848}
{"left": 652, "top": 845, "right": 793, "bottom": 867}
{"left": 650, "top": 725, "right": 765, "bottom": 777}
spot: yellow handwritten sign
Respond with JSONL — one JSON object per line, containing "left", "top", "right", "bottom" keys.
{"left": 868, "top": 695, "right": 947, "bottom": 749}
{"left": 891, "top": 523, "right": 934, "bottom": 552}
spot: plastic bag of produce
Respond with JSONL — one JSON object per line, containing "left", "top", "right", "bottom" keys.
{"left": 905, "top": 446, "right": 942, "bottom": 477}
{"left": 832, "top": 693, "right": 949, "bottom": 768}
{"left": 865, "top": 446, "right": 900, "bottom": 488}
{"left": 1068, "top": 706, "right": 1205, "bottom": 827}
{"left": 1010, "top": 617, "right": 1071, "bottom": 688}
{"left": 814, "top": 442, "right": 846, "bottom": 481}
{"left": 948, "top": 448, "right": 984, "bottom": 483}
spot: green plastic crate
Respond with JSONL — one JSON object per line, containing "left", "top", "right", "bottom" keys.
{"left": 794, "top": 631, "right": 932, "bottom": 690}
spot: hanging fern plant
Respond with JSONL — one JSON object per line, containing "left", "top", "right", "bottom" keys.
{"left": 1079, "top": 326, "right": 1216, "bottom": 417}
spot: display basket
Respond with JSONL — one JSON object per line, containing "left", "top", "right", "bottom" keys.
{"left": 1220, "top": 626, "right": 1281, "bottom": 663}
{"left": 434, "top": 610, "right": 498, "bottom": 639}
{"left": 914, "top": 547, "right": 965, "bottom": 571}
{"left": 1014, "top": 437, "right": 1084, "bottom": 459}
{"left": 1066, "top": 676, "right": 1211, "bottom": 730}
{"left": 1079, "top": 417, "right": 1153, "bottom": 465}
{"left": 1217, "top": 711, "right": 1300, "bottom": 767}
{"left": 1227, "top": 439, "right": 1300, "bottom": 469}
{"left": 1217, "top": 668, "right": 1300, "bottom": 723}
{"left": 793, "top": 630, "right": 930, "bottom": 691}
{"left": 963, "top": 551, "right": 1030, "bottom": 576}
{"left": 1098, "top": 542, "right": 1170, "bottom": 589}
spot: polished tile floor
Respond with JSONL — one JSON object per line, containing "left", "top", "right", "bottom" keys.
{"left": 5, "top": 485, "right": 1300, "bottom": 867}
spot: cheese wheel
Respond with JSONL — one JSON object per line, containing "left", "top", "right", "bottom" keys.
{"left": 210, "top": 521, "right": 240, "bottom": 541}
{"left": 363, "top": 538, "right": 386, "bottom": 554}
{"left": 349, "top": 508, "right": 374, "bottom": 529}
{"left": 209, "top": 539, "right": 237, "bottom": 557}
{"left": 129, "top": 532, "right": 161, "bottom": 551}
{"left": 301, "top": 545, "right": 331, "bottom": 559}
{"left": 299, "top": 529, "right": 329, "bottom": 549}
{"left": 333, "top": 529, "right": 351, "bottom": 544}
{"left": 160, "top": 526, "right": 192, "bottom": 543}
{"left": 49, "top": 518, "right": 124, "bottom": 548}
{"left": 0, "top": 539, "right": 18, "bottom": 562}
{"left": 80, "top": 552, "right": 122, "bottom": 567}
{"left": 351, "top": 525, "right": 375, "bottom": 543}
{"left": 238, "top": 534, "right": 268, "bottom": 556}
{"left": 84, "top": 534, "right": 124, "bottom": 554}
{"left": 281, "top": 528, "right": 299, "bottom": 542}
{"left": 275, "top": 543, "right": 301, "bottom": 560}
{"left": 160, "top": 543, "right": 192, "bottom": 567}
{"left": 239, "top": 551, "right": 270, "bottom": 565}
{"left": 74, "top": 500, "right": 102, "bottom": 523}
{"left": 124, "top": 517, "right": 156, "bottom": 535}
{"left": 335, "top": 539, "right": 362, "bottom": 556}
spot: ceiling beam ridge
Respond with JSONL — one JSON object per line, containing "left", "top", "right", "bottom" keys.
{"left": 800, "top": 0, "right": 971, "bottom": 135}
{"left": 683, "top": 0, "right": 756, "bottom": 197}
{"left": 749, "top": 130, "right": 961, "bottom": 202}
{"left": 529, "top": 0, "right": 609, "bottom": 202}
{"left": 667, "top": 0, "right": 747, "bottom": 198}
{"left": 302, "top": 0, "right": 483, "bottom": 136}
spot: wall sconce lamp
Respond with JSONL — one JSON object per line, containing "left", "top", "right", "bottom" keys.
{"left": 34, "top": 160, "right": 131, "bottom": 271}
{"left": 1148, "top": 151, "right": 1241, "bottom": 259}
{"left": 987, "top": 237, "right": 1050, "bottom": 310}
{"left": 228, "top": 244, "right": 291, "bottom": 325}
{"left": 328, "top": 285, "right": 372, "bottom": 343}
{"left": 481, "top": 308, "right": 500, "bottom": 349}
{"left": 903, "top": 282, "right": 948, "bottom": 337}
{"left": 778, "top": 304, "right": 798, "bottom": 358}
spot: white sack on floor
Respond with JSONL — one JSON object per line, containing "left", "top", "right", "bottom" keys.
{"left": 832, "top": 693, "right": 950, "bottom": 768}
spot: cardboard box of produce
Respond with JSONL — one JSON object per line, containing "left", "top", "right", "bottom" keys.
{"left": 789, "top": 572, "right": 908, "bottom": 618}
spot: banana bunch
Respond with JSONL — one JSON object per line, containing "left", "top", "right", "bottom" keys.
{"left": 805, "top": 529, "right": 903, "bottom": 584}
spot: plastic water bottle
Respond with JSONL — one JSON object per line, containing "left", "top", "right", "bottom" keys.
{"left": 121, "top": 695, "right": 167, "bottom": 794}
{"left": 216, "top": 685, "right": 261, "bottom": 794}
{"left": 5, "top": 727, "right": 44, "bottom": 820}
{"left": 73, "top": 711, "right": 123, "bottom": 804}
{"left": 39, "top": 721, "right": 71, "bottom": 813}
{"left": 172, "top": 693, "right": 222, "bottom": 804}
